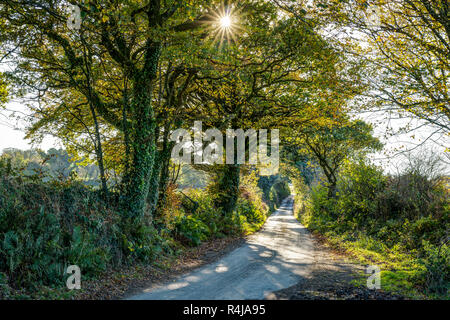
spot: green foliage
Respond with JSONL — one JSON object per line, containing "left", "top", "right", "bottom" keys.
{"left": 234, "top": 171, "right": 273, "bottom": 233}
{"left": 174, "top": 215, "right": 210, "bottom": 247}
{"left": 257, "top": 175, "right": 278, "bottom": 201}
{"left": 297, "top": 158, "right": 449, "bottom": 298}
{"left": 0, "top": 148, "right": 104, "bottom": 187}
{"left": 177, "top": 165, "right": 210, "bottom": 189}
{"left": 3, "top": 0, "right": 445, "bottom": 302}
{"left": 285, "top": 116, "right": 383, "bottom": 197}
{"left": 168, "top": 170, "right": 279, "bottom": 246}
{"left": 0, "top": 170, "right": 124, "bottom": 294}
{"left": 0, "top": 72, "right": 7, "bottom": 106}
{"left": 0, "top": 272, "right": 10, "bottom": 299}
{"left": 67, "top": 226, "right": 109, "bottom": 275}
{"left": 234, "top": 196, "right": 266, "bottom": 234}
{"left": 236, "top": 196, "right": 265, "bottom": 225}
{"left": 207, "top": 165, "right": 241, "bottom": 215}
{"left": 336, "top": 159, "right": 386, "bottom": 222}
{"left": 120, "top": 217, "right": 173, "bottom": 263}
{"left": 180, "top": 189, "right": 222, "bottom": 237}
{"left": 300, "top": 184, "right": 334, "bottom": 231}
{"left": 1, "top": 208, "right": 64, "bottom": 288}
{"left": 416, "top": 241, "right": 449, "bottom": 295}
{"left": 268, "top": 179, "right": 291, "bottom": 210}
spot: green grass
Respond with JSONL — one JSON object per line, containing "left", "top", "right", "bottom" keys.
{"left": 295, "top": 200, "right": 447, "bottom": 299}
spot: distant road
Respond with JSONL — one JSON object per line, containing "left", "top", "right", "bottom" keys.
{"left": 128, "top": 196, "right": 315, "bottom": 300}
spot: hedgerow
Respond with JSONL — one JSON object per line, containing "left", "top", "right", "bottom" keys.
{"left": 0, "top": 157, "right": 288, "bottom": 297}
{"left": 296, "top": 159, "right": 449, "bottom": 298}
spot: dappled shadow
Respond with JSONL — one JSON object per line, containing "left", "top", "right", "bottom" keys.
{"left": 268, "top": 264, "right": 405, "bottom": 300}
{"left": 129, "top": 196, "right": 317, "bottom": 300}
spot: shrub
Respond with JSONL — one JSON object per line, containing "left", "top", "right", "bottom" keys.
{"left": 155, "top": 182, "right": 183, "bottom": 226}
{"left": 298, "top": 157, "right": 449, "bottom": 298}
{"left": 235, "top": 196, "right": 265, "bottom": 225}
{"left": 174, "top": 215, "right": 210, "bottom": 246}
{"left": 171, "top": 169, "right": 274, "bottom": 244}
{"left": 0, "top": 272, "right": 10, "bottom": 299}
{"left": 67, "top": 226, "right": 110, "bottom": 275}
{"left": 0, "top": 175, "right": 122, "bottom": 291}
{"left": 336, "top": 159, "right": 386, "bottom": 222}
{"left": 235, "top": 172, "right": 271, "bottom": 232}
{"left": 269, "top": 179, "right": 291, "bottom": 209}
{"left": 233, "top": 195, "right": 267, "bottom": 234}
{"left": 377, "top": 173, "right": 448, "bottom": 221}
{"left": 417, "top": 241, "right": 449, "bottom": 295}
{"left": 180, "top": 189, "right": 222, "bottom": 235}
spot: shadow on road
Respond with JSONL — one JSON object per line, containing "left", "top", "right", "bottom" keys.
{"left": 129, "top": 196, "right": 316, "bottom": 300}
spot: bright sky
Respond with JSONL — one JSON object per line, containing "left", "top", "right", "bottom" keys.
{"left": 359, "top": 111, "right": 449, "bottom": 175}
{"left": 1, "top": 97, "right": 448, "bottom": 175}
{"left": 0, "top": 13, "right": 448, "bottom": 175}
{"left": 0, "top": 100, "right": 60, "bottom": 152}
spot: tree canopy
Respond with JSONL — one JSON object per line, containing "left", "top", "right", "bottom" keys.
{"left": 0, "top": 0, "right": 445, "bottom": 241}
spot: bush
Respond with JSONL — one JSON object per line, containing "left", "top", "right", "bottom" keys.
{"left": 235, "top": 197, "right": 265, "bottom": 225}
{"left": 67, "top": 226, "right": 110, "bottom": 275}
{"left": 179, "top": 189, "right": 223, "bottom": 236}
{"left": 417, "top": 241, "right": 449, "bottom": 295}
{"left": 0, "top": 272, "right": 10, "bottom": 299}
{"left": 174, "top": 215, "right": 210, "bottom": 246}
{"left": 336, "top": 159, "right": 386, "bottom": 222}
{"left": 233, "top": 195, "right": 267, "bottom": 234}
{"left": 269, "top": 179, "right": 291, "bottom": 209}
{"left": 170, "top": 170, "right": 275, "bottom": 244}
{"left": 298, "top": 157, "right": 449, "bottom": 298}
{"left": 0, "top": 175, "right": 122, "bottom": 292}
{"left": 235, "top": 171, "right": 271, "bottom": 233}
{"left": 377, "top": 173, "right": 448, "bottom": 221}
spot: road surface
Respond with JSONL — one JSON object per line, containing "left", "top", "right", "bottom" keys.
{"left": 128, "top": 196, "right": 315, "bottom": 300}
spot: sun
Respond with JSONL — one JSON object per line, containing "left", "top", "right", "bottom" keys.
{"left": 205, "top": 3, "right": 243, "bottom": 49}
{"left": 220, "top": 15, "right": 232, "bottom": 29}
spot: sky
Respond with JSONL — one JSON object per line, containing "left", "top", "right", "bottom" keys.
{"left": 1, "top": 98, "right": 448, "bottom": 175}
{"left": 358, "top": 111, "right": 449, "bottom": 175}
{"left": 0, "top": 100, "right": 60, "bottom": 151}
{"left": 0, "top": 9, "right": 448, "bottom": 175}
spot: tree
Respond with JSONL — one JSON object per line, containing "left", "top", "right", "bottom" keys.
{"left": 358, "top": 0, "right": 449, "bottom": 135}
{"left": 286, "top": 118, "right": 383, "bottom": 197}
{"left": 0, "top": 1, "right": 217, "bottom": 227}
{"left": 179, "top": 11, "right": 345, "bottom": 214}
{"left": 0, "top": 17, "right": 8, "bottom": 107}
{"left": 0, "top": 0, "right": 369, "bottom": 227}
{"left": 308, "top": 0, "right": 450, "bottom": 142}
{"left": 276, "top": 0, "right": 449, "bottom": 151}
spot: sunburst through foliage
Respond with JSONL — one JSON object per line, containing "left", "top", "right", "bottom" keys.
{"left": 207, "top": 3, "right": 242, "bottom": 48}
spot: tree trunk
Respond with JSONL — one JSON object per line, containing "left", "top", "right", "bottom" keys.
{"left": 327, "top": 182, "right": 337, "bottom": 198}
{"left": 155, "top": 141, "right": 175, "bottom": 217}
{"left": 121, "top": 43, "right": 160, "bottom": 220}
{"left": 148, "top": 149, "right": 162, "bottom": 216}
{"left": 211, "top": 164, "right": 241, "bottom": 216}
{"left": 89, "top": 104, "right": 108, "bottom": 196}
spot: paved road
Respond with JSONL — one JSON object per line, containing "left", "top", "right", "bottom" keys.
{"left": 128, "top": 196, "right": 315, "bottom": 300}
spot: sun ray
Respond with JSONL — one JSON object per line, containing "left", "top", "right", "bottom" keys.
{"left": 203, "top": 2, "right": 243, "bottom": 49}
